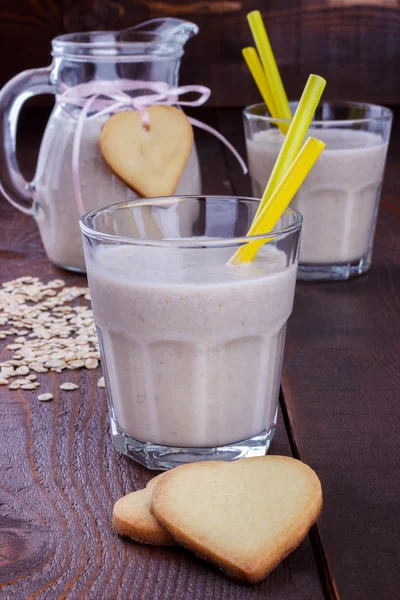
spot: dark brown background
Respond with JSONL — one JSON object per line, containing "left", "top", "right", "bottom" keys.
{"left": 0, "top": 1, "right": 400, "bottom": 598}
{"left": 0, "top": 0, "right": 399, "bottom": 106}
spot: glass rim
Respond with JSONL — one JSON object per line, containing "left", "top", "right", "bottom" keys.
{"left": 243, "top": 100, "right": 393, "bottom": 126}
{"left": 79, "top": 196, "right": 303, "bottom": 248}
{"left": 52, "top": 32, "right": 183, "bottom": 61}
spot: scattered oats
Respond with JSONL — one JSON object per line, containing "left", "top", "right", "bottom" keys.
{"left": 60, "top": 382, "right": 79, "bottom": 391}
{"left": 47, "top": 279, "right": 65, "bottom": 288}
{"left": 21, "top": 383, "right": 37, "bottom": 390}
{"left": 45, "top": 359, "right": 66, "bottom": 369}
{"left": 7, "top": 343, "right": 22, "bottom": 350}
{"left": 8, "top": 382, "right": 20, "bottom": 390}
{"left": 0, "top": 377, "right": 9, "bottom": 385}
{"left": 30, "top": 364, "right": 49, "bottom": 374}
{"left": 0, "top": 277, "right": 100, "bottom": 388}
{"left": 38, "top": 393, "right": 54, "bottom": 402}
{"left": 32, "top": 357, "right": 47, "bottom": 364}
{"left": 15, "top": 365, "right": 30, "bottom": 376}
{"left": 97, "top": 376, "right": 105, "bottom": 388}
{"left": 85, "top": 358, "right": 98, "bottom": 370}
{"left": 1, "top": 368, "right": 15, "bottom": 377}
{"left": 67, "top": 360, "right": 85, "bottom": 369}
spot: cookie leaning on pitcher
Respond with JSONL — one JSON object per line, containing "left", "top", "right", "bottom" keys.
{"left": 99, "top": 106, "right": 194, "bottom": 197}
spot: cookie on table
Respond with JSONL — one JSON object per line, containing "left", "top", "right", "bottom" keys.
{"left": 113, "top": 473, "right": 175, "bottom": 546}
{"left": 151, "top": 456, "right": 322, "bottom": 584}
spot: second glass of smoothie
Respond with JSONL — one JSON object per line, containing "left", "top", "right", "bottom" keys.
{"left": 244, "top": 101, "right": 392, "bottom": 281}
{"left": 80, "top": 196, "right": 302, "bottom": 470}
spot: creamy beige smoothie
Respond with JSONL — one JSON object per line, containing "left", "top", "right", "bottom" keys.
{"left": 34, "top": 109, "right": 201, "bottom": 271}
{"left": 86, "top": 244, "right": 297, "bottom": 448}
{"left": 247, "top": 128, "right": 388, "bottom": 264}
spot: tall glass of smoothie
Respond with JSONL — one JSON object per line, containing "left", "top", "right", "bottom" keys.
{"left": 244, "top": 101, "right": 392, "bottom": 281}
{"left": 80, "top": 196, "right": 302, "bottom": 470}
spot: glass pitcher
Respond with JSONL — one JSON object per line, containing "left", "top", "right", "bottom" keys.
{"left": 0, "top": 18, "right": 202, "bottom": 272}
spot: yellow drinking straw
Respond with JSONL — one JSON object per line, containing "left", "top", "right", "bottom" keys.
{"left": 254, "top": 74, "right": 326, "bottom": 220}
{"left": 242, "top": 47, "right": 278, "bottom": 120}
{"left": 247, "top": 10, "right": 292, "bottom": 122}
{"left": 229, "top": 137, "right": 325, "bottom": 265}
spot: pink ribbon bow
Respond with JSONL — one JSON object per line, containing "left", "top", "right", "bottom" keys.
{"left": 56, "top": 80, "right": 248, "bottom": 215}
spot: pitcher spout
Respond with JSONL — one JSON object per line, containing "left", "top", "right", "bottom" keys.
{"left": 123, "top": 17, "right": 198, "bottom": 48}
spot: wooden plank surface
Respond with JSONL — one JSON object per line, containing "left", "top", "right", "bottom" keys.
{"left": 1, "top": 1, "right": 400, "bottom": 106}
{"left": 280, "top": 112, "right": 400, "bottom": 600}
{"left": 0, "top": 108, "right": 324, "bottom": 599}
{"left": 219, "top": 107, "right": 400, "bottom": 600}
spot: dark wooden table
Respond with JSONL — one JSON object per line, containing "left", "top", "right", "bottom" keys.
{"left": 0, "top": 107, "right": 399, "bottom": 600}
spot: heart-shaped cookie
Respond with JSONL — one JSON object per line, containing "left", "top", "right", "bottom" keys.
{"left": 151, "top": 456, "right": 322, "bottom": 584}
{"left": 99, "top": 106, "right": 194, "bottom": 197}
{"left": 112, "top": 473, "right": 175, "bottom": 546}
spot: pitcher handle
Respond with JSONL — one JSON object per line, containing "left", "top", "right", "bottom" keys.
{"left": 0, "top": 66, "right": 54, "bottom": 216}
